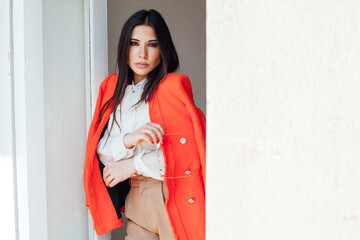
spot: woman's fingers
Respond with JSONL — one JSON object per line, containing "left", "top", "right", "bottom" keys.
{"left": 103, "top": 167, "right": 111, "bottom": 185}
{"left": 105, "top": 176, "right": 112, "bottom": 186}
{"left": 103, "top": 164, "right": 117, "bottom": 186}
{"left": 148, "top": 122, "right": 165, "bottom": 135}
{"left": 130, "top": 122, "right": 165, "bottom": 146}
{"left": 141, "top": 128, "right": 157, "bottom": 143}
{"left": 141, "top": 132, "right": 153, "bottom": 144}
{"left": 106, "top": 176, "right": 115, "bottom": 187}
{"left": 103, "top": 170, "right": 117, "bottom": 187}
{"left": 108, "top": 177, "right": 121, "bottom": 188}
{"left": 151, "top": 125, "right": 164, "bottom": 142}
{"left": 142, "top": 123, "right": 164, "bottom": 143}
{"left": 151, "top": 122, "right": 165, "bottom": 136}
{"left": 102, "top": 158, "right": 136, "bottom": 188}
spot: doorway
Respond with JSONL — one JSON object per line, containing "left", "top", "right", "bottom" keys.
{"left": 86, "top": 0, "right": 206, "bottom": 239}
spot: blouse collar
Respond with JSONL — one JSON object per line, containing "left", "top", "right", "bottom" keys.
{"left": 132, "top": 77, "right": 147, "bottom": 89}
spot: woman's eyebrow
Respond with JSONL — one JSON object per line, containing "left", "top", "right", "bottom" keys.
{"left": 130, "top": 38, "right": 158, "bottom": 42}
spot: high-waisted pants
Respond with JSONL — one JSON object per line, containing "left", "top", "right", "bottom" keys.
{"left": 124, "top": 176, "right": 175, "bottom": 240}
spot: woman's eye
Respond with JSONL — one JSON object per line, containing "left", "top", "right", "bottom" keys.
{"left": 130, "top": 42, "right": 138, "bottom": 46}
{"left": 149, "top": 43, "right": 158, "bottom": 47}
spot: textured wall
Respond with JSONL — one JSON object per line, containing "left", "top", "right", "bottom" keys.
{"left": 207, "top": 1, "right": 360, "bottom": 239}
{"left": 42, "top": 0, "right": 88, "bottom": 239}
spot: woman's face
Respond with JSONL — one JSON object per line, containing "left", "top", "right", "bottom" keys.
{"left": 128, "top": 24, "right": 161, "bottom": 84}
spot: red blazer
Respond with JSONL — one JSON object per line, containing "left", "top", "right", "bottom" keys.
{"left": 83, "top": 73, "right": 206, "bottom": 239}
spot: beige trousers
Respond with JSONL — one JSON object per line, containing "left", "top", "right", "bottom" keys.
{"left": 124, "top": 176, "right": 175, "bottom": 240}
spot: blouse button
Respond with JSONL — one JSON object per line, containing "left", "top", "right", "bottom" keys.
{"left": 185, "top": 170, "right": 191, "bottom": 175}
{"left": 180, "top": 137, "right": 187, "bottom": 144}
{"left": 188, "top": 198, "right": 195, "bottom": 204}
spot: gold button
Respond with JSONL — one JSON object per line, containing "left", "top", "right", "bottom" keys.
{"left": 188, "top": 198, "right": 195, "bottom": 204}
{"left": 185, "top": 170, "right": 191, "bottom": 175}
{"left": 180, "top": 137, "right": 187, "bottom": 144}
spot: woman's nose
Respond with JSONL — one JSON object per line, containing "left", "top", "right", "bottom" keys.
{"left": 139, "top": 45, "right": 147, "bottom": 59}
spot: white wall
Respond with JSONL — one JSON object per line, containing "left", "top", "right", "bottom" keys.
{"left": 207, "top": 1, "right": 360, "bottom": 239}
{"left": 107, "top": 0, "right": 206, "bottom": 114}
{"left": 43, "top": 0, "right": 88, "bottom": 239}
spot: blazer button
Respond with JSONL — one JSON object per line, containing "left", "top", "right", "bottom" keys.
{"left": 185, "top": 170, "right": 191, "bottom": 175}
{"left": 180, "top": 137, "right": 187, "bottom": 144}
{"left": 188, "top": 198, "right": 195, "bottom": 204}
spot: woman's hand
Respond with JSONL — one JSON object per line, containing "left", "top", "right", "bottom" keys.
{"left": 123, "top": 122, "right": 164, "bottom": 149}
{"left": 103, "top": 158, "right": 136, "bottom": 187}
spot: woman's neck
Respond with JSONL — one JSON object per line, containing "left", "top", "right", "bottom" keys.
{"left": 134, "top": 77, "right": 147, "bottom": 85}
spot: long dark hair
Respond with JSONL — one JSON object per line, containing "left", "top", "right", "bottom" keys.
{"left": 97, "top": 9, "right": 179, "bottom": 134}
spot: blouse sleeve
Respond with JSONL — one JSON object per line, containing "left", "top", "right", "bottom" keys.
{"left": 133, "top": 147, "right": 165, "bottom": 181}
{"left": 96, "top": 129, "right": 135, "bottom": 164}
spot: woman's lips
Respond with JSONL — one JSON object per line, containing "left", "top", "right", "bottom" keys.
{"left": 135, "top": 63, "right": 149, "bottom": 68}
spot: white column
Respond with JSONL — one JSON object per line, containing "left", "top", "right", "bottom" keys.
{"left": 86, "top": 0, "right": 109, "bottom": 239}
{"left": 12, "top": 0, "right": 48, "bottom": 239}
{"left": 0, "top": 0, "right": 17, "bottom": 238}
{"left": 89, "top": 0, "right": 109, "bottom": 111}
{"left": 42, "top": 0, "right": 89, "bottom": 238}
{"left": 207, "top": 1, "right": 360, "bottom": 239}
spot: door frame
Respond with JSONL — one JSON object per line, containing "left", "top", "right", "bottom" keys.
{"left": 84, "top": 0, "right": 110, "bottom": 239}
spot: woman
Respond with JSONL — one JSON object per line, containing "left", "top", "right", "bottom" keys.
{"left": 83, "top": 9, "right": 206, "bottom": 240}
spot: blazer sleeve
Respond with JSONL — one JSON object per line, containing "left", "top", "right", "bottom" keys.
{"left": 86, "top": 74, "right": 114, "bottom": 141}
{"left": 84, "top": 73, "right": 115, "bottom": 207}
{"left": 173, "top": 75, "right": 206, "bottom": 186}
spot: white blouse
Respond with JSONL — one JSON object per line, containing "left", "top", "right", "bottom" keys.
{"left": 96, "top": 77, "right": 165, "bottom": 181}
